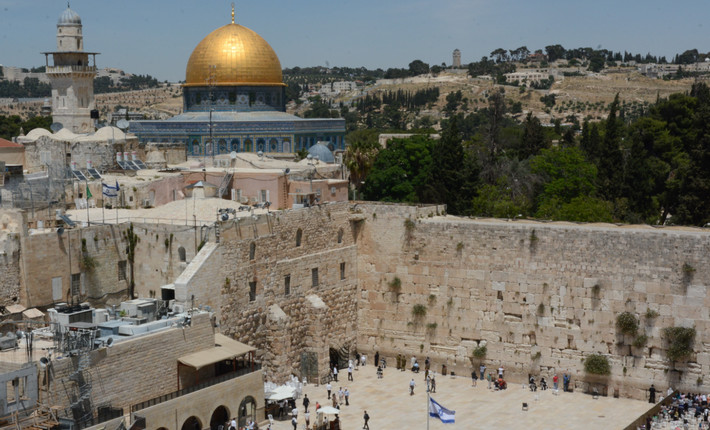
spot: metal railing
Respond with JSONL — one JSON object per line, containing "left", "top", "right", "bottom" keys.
{"left": 130, "top": 364, "right": 262, "bottom": 413}
{"left": 47, "top": 65, "right": 97, "bottom": 73}
{"left": 623, "top": 390, "right": 678, "bottom": 430}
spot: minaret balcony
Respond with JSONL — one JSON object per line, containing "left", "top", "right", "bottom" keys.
{"left": 46, "top": 65, "right": 97, "bottom": 74}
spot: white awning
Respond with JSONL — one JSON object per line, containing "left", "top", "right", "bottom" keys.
{"left": 178, "top": 334, "right": 255, "bottom": 370}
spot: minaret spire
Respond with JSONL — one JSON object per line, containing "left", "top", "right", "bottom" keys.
{"left": 231, "top": 3, "right": 235, "bottom": 24}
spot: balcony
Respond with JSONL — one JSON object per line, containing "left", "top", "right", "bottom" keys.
{"left": 46, "top": 65, "right": 97, "bottom": 74}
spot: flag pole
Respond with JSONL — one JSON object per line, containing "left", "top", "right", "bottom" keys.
{"left": 86, "top": 181, "right": 90, "bottom": 226}
{"left": 427, "top": 387, "right": 430, "bottom": 430}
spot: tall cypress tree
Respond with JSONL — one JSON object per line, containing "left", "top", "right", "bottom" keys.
{"left": 598, "top": 94, "right": 624, "bottom": 199}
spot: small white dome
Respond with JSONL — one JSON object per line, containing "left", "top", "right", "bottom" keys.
{"left": 58, "top": 7, "right": 81, "bottom": 25}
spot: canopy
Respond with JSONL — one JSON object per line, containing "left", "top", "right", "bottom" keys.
{"left": 178, "top": 334, "right": 255, "bottom": 370}
{"left": 265, "top": 386, "right": 295, "bottom": 401}
{"left": 317, "top": 406, "right": 340, "bottom": 415}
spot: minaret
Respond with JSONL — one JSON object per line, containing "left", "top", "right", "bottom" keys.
{"left": 42, "top": 4, "right": 99, "bottom": 133}
{"left": 452, "top": 49, "right": 461, "bottom": 68}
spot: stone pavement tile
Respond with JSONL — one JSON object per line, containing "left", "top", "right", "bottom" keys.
{"left": 266, "top": 365, "right": 650, "bottom": 430}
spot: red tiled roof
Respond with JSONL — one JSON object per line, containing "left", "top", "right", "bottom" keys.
{"left": 0, "top": 138, "right": 23, "bottom": 149}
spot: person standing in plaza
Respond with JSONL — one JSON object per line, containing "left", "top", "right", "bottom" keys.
{"left": 338, "top": 387, "right": 344, "bottom": 405}
{"left": 326, "top": 382, "right": 332, "bottom": 400}
{"left": 563, "top": 373, "right": 570, "bottom": 392}
{"left": 410, "top": 378, "right": 416, "bottom": 395}
{"left": 345, "top": 387, "right": 350, "bottom": 405}
{"left": 363, "top": 410, "right": 370, "bottom": 430}
{"left": 291, "top": 416, "right": 297, "bottom": 430}
{"left": 304, "top": 411, "right": 310, "bottom": 429}
{"left": 553, "top": 374, "right": 559, "bottom": 390}
{"left": 649, "top": 384, "right": 657, "bottom": 403}
{"left": 348, "top": 361, "right": 354, "bottom": 381}
{"left": 480, "top": 363, "right": 486, "bottom": 380}
{"left": 430, "top": 374, "right": 436, "bottom": 393}
{"left": 303, "top": 394, "right": 310, "bottom": 413}
{"left": 498, "top": 365, "right": 504, "bottom": 379}
{"left": 471, "top": 369, "right": 478, "bottom": 387}
{"left": 487, "top": 372, "right": 492, "bottom": 389}
{"left": 374, "top": 351, "right": 380, "bottom": 368}
{"left": 333, "top": 365, "right": 338, "bottom": 382}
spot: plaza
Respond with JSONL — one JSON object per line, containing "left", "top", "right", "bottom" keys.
{"left": 268, "top": 364, "right": 651, "bottom": 430}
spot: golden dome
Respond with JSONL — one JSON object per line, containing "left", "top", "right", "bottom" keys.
{"left": 184, "top": 23, "right": 284, "bottom": 87}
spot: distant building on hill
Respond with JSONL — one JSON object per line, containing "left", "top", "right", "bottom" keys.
{"left": 453, "top": 49, "right": 461, "bottom": 68}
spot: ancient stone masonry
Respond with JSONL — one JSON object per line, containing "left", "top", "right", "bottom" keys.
{"left": 0, "top": 210, "right": 24, "bottom": 307}
{"left": 355, "top": 203, "right": 710, "bottom": 400}
{"left": 218, "top": 202, "right": 358, "bottom": 383}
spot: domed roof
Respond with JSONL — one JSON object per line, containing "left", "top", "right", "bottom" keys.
{"left": 307, "top": 142, "right": 335, "bottom": 164}
{"left": 184, "top": 22, "right": 284, "bottom": 87}
{"left": 58, "top": 6, "right": 81, "bottom": 25}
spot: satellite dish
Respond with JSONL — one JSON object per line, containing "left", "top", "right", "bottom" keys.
{"left": 257, "top": 151, "right": 264, "bottom": 158}
{"left": 116, "top": 119, "right": 130, "bottom": 130}
{"left": 50, "top": 122, "right": 63, "bottom": 133}
{"left": 221, "top": 213, "right": 229, "bottom": 221}
{"left": 230, "top": 151, "right": 237, "bottom": 159}
{"left": 57, "top": 227, "right": 64, "bottom": 235}
{"left": 284, "top": 168, "right": 290, "bottom": 174}
{"left": 39, "top": 357, "right": 49, "bottom": 367}
{"left": 106, "top": 337, "right": 113, "bottom": 347}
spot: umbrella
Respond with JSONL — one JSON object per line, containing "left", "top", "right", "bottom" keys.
{"left": 265, "top": 386, "right": 295, "bottom": 401}
{"left": 317, "top": 406, "right": 340, "bottom": 415}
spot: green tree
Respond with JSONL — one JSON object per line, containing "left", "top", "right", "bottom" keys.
{"left": 408, "top": 60, "right": 430, "bottom": 76}
{"left": 518, "top": 112, "right": 548, "bottom": 159}
{"left": 344, "top": 130, "right": 382, "bottom": 195}
{"left": 361, "top": 135, "right": 434, "bottom": 203}
{"left": 598, "top": 94, "right": 624, "bottom": 200}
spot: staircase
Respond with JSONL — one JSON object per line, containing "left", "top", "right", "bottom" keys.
{"left": 217, "top": 173, "right": 233, "bottom": 198}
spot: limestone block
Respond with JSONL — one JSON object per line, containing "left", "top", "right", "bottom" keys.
{"left": 491, "top": 281, "right": 506, "bottom": 292}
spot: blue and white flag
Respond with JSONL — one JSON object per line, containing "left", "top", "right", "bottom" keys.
{"left": 102, "top": 182, "right": 119, "bottom": 198}
{"left": 429, "top": 397, "right": 455, "bottom": 424}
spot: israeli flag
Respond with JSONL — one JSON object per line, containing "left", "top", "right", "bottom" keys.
{"left": 102, "top": 182, "right": 118, "bottom": 198}
{"left": 429, "top": 397, "right": 455, "bottom": 424}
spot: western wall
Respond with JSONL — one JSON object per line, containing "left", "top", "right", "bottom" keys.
{"left": 354, "top": 203, "right": 710, "bottom": 400}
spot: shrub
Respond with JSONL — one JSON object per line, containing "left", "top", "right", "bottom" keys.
{"left": 663, "top": 326, "right": 696, "bottom": 362}
{"left": 426, "top": 322, "right": 438, "bottom": 330}
{"left": 645, "top": 309, "right": 660, "bottom": 319}
{"left": 616, "top": 312, "right": 639, "bottom": 336}
{"left": 412, "top": 304, "right": 427, "bottom": 318}
{"left": 632, "top": 334, "right": 648, "bottom": 348}
{"left": 388, "top": 276, "right": 402, "bottom": 293}
{"left": 404, "top": 218, "right": 416, "bottom": 232}
{"left": 584, "top": 353, "right": 611, "bottom": 375}
{"left": 473, "top": 345, "right": 487, "bottom": 359}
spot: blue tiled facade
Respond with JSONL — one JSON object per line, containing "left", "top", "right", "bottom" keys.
{"left": 129, "top": 84, "right": 346, "bottom": 156}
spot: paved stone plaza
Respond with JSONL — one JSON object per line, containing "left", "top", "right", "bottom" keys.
{"left": 268, "top": 365, "right": 652, "bottom": 430}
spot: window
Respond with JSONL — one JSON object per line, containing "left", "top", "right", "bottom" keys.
{"left": 340, "top": 262, "right": 346, "bottom": 280}
{"left": 284, "top": 275, "right": 291, "bottom": 296}
{"left": 296, "top": 228, "right": 302, "bottom": 247}
{"left": 311, "top": 268, "right": 319, "bottom": 287}
{"left": 51, "top": 277, "right": 62, "bottom": 301}
{"left": 118, "top": 261, "right": 127, "bottom": 281}
{"left": 337, "top": 228, "right": 344, "bottom": 244}
{"left": 249, "top": 242, "right": 256, "bottom": 260}
{"left": 249, "top": 281, "right": 256, "bottom": 302}
{"left": 178, "top": 247, "right": 186, "bottom": 263}
{"left": 71, "top": 274, "right": 81, "bottom": 297}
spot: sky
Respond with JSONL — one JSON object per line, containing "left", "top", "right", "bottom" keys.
{"left": 0, "top": 0, "right": 708, "bottom": 82}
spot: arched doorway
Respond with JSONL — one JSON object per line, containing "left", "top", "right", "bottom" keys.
{"left": 231, "top": 139, "right": 240, "bottom": 152}
{"left": 282, "top": 140, "right": 291, "bottom": 153}
{"left": 238, "top": 396, "right": 257, "bottom": 428}
{"left": 269, "top": 138, "right": 278, "bottom": 152}
{"left": 218, "top": 139, "right": 227, "bottom": 154}
{"left": 191, "top": 139, "right": 201, "bottom": 155}
{"left": 244, "top": 139, "right": 253, "bottom": 152}
{"left": 210, "top": 405, "right": 230, "bottom": 430}
{"left": 181, "top": 416, "right": 201, "bottom": 430}
{"left": 256, "top": 139, "right": 265, "bottom": 153}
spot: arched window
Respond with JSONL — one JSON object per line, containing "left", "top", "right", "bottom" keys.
{"left": 257, "top": 139, "right": 265, "bottom": 152}
{"left": 337, "top": 228, "right": 344, "bottom": 244}
{"left": 178, "top": 246, "right": 186, "bottom": 262}
{"left": 218, "top": 139, "right": 227, "bottom": 154}
{"left": 210, "top": 406, "right": 230, "bottom": 430}
{"left": 269, "top": 138, "right": 278, "bottom": 152}
{"left": 231, "top": 139, "right": 240, "bottom": 152}
{"left": 282, "top": 140, "right": 291, "bottom": 153}
{"left": 244, "top": 139, "right": 253, "bottom": 152}
{"left": 181, "top": 416, "right": 201, "bottom": 430}
{"left": 249, "top": 242, "right": 256, "bottom": 260}
{"left": 296, "top": 229, "right": 302, "bottom": 247}
{"left": 238, "top": 396, "right": 257, "bottom": 428}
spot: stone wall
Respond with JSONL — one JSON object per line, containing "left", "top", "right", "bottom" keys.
{"left": 0, "top": 210, "right": 24, "bottom": 307}
{"left": 355, "top": 203, "right": 710, "bottom": 400}
{"left": 218, "top": 202, "right": 358, "bottom": 383}
{"left": 46, "top": 313, "right": 215, "bottom": 415}
{"left": 19, "top": 222, "right": 196, "bottom": 308}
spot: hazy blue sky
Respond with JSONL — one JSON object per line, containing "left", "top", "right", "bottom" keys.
{"left": 1, "top": 0, "right": 707, "bottom": 82}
